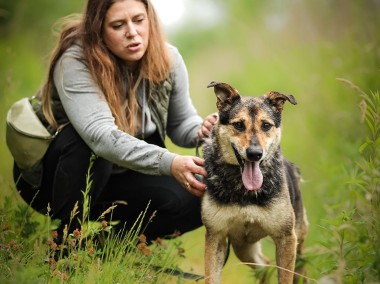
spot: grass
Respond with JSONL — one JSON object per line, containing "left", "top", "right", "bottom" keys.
{"left": 1, "top": 0, "right": 380, "bottom": 283}
{"left": 0, "top": 156, "right": 191, "bottom": 284}
{"left": 310, "top": 83, "right": 380, "bottom": 283}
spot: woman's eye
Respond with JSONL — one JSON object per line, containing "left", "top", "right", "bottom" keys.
{"left": 261, "top": 122, "right": 273, "bottom": 132}
{"left": 111, "top": 22, "right": 124, "bottom": 30}
{"left": 232, "top": 121, "right": 245, "bottom": 131}
{"left": 112, "top": 24, "right": 123, "bottom": 30}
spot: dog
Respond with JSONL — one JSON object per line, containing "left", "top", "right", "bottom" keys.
{"left": 201, "top": 81, "right": 308, "bottom": 284}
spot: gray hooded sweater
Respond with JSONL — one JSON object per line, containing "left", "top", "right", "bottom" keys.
{"left": 50, "top": 43, "right": 202, "bottom": 176}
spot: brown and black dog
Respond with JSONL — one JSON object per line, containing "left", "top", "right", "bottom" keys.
{"left": 201, "top": 82, "right": 308, "bottom": 283}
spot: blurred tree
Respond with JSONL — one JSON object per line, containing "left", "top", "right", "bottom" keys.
{"left": 0, "top": 0, "right": 84, "bottom": 38}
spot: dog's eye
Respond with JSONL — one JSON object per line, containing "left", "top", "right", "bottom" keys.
{"left": 261, "top": 122, "right": 273, "bottom": 132}
{"left": 232, "top": 121, "right": 245, "bottom": 131}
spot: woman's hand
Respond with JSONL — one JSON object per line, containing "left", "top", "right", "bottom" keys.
{"left": 198, "top": 113, "right": 218, "bottom": 139}
{"left": 171, "top": 155, "right": 207, "bottom": 197}
{"left": 170, "top": 113, "right": 218, "bottom": 196}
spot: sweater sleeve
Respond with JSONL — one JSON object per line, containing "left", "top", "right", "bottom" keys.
{"left": 53, "top": 45, "right": 176, "bottom": 176}
{"left": 166, "top": 45, "right": 203, "bottom": 147}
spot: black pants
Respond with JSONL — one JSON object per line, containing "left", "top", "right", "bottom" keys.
{"left": 13, "top": 124, "right": 202, "bottom": 241}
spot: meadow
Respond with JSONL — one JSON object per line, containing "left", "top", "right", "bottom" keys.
{"left": 0, "top": 1, "right": 379, "bottom": 283}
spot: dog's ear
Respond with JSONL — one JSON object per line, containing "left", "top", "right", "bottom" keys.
{"left": 265, "top": 91, "right": 297, "bottom": 112}
{"left": 207, "top": 81, "right": 241, "bottom": 112}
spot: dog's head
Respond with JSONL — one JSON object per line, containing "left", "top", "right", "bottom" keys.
{"left": 207, "top": 81, "right": 297, "bottom": 191}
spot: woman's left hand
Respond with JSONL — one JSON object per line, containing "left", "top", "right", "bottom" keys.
{"left": 198, "top": 113, "right": 218, "bottom": 139}
{"left": 171, "top": 155, "right": 207, "bottom": 197}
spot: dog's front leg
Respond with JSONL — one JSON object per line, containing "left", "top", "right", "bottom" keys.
{"left": 204, "top": 230, "right": 228, "bottom": 284}
{"left": 273, "top": 231, "right": 297, "bottom": 284}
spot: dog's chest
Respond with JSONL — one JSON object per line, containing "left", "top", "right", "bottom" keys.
{"left": 201, "top": 193, "right": 292, "bottom": 239}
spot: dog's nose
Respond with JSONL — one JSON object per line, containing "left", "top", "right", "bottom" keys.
{"left": 246, "top": 147, "right": 263, "bottom": 161}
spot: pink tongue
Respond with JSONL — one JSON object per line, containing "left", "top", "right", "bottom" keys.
{"left": 242, "top": 161, "right": 263, "bottom": 191}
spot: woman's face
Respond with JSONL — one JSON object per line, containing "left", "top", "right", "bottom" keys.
{"left": 103, "top": 0, "right": 149, "bottom": 69}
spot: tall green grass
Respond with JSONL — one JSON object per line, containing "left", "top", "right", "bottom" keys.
{"left": 1, "top": 0, "right": 379, "bottom": 283}
{"left": 0, "top": 155, "right": 191, "bottom": 283}
{"left": 315, "top": 80, "right": 380, "bottom": 283}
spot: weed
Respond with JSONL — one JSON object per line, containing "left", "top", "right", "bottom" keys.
{"left": 317, "top": 80, "right": 380, "bottom": 283}
{"left": 0, "top": 155, "right": 192, "bottom": 283}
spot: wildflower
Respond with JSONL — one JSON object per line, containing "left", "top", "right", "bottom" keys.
{"left": 137, "top": 242, "right": 151, "bottom": 256}
{"left": 73, "top": 228, "right": 81, "bottom": 239}
{"left": 155, "top": 237, "right": 162, "bottom": 246}
{"left": 53, "top": 269, "right": 68, "bottom": 281}
{"left": 88, "top": 246, "right": 94, "bottom": 255}
{"left": 137, "top": 242, "right": 146, "bottom": 250}
{"left": 8, "top": 240, "right": 18, "bottom": 250}
{"left": 142, "top": 247, "right": 151, "bottom": 256}
{"left": 60, "top": 272, "right": 68, "bottom": 281}
{"left": 155, "top": 237, "right": 167, "bottom": 248}
{"left": 48, "top": 240, "right": 58, "bottom": 250}
{"left": 101, "top": 220, "right": 108, "bottom": 229}
{"left": 48, "top": 258, "right": 57, "bottom": 270}
{"left": 139, "top": 234, "right": 147, "bottom": 243}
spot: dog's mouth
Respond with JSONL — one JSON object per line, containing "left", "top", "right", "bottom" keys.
{"left": 232, "top": 144, "right": 263, "bottom": 191}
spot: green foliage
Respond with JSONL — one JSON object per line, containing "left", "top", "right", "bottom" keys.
{"left": 0, "top": 156, "right": 189, "bottom": 284}
{"left": 1, "top": 0, "right": 380, "bottom": 283}
{"left": 316, "top": 81, "right": 380, "bottom": 283}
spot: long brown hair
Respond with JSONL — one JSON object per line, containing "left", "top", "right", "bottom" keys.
{"left": 41, "top": 0, "right": 171, "bottom": 135}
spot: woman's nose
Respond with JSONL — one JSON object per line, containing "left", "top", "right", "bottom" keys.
{"left": 125, "top": 24, "right": 138, "bottom": 37}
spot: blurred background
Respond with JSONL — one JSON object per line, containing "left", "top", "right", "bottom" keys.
{"left": 1, "top": 0, "right": 379, "bottom": 282}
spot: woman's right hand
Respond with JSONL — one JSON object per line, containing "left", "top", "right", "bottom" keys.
{"left": 198, "top": 112, "right": 218, "bottom": 139}
{"left": 171, "top": 155, "right": 207, "bottom": 197}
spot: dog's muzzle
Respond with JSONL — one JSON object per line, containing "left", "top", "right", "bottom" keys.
{"left": 231, "top": 143, "right": 264, "bottom": 191}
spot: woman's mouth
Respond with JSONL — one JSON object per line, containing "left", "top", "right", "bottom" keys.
{"left": 127, "top": 42, "right": 141, "bottom": 52}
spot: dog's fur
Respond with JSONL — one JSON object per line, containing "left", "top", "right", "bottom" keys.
{"left": 201, "top": 82, "right": 308, "bottom": 284}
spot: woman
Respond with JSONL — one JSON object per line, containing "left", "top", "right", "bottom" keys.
{"left": 13, "top": 0, "right": 217, "bottom": 242}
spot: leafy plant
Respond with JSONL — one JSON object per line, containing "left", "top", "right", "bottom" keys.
{"left": 317, "top": 80, "right": 380, "bottom": 283}
{"left": 0, "top": 155, "right": 192, "bottom": 283}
